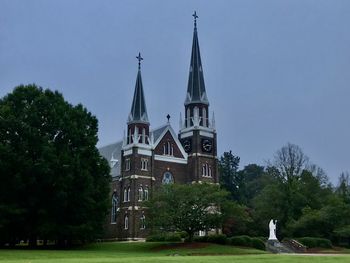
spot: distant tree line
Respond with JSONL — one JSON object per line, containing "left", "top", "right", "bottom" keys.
{"left": 0, "top": 85, "right": 111, "bottom": 247}
{"left": 219, "top": 143, "right": 350, "bottom": 245}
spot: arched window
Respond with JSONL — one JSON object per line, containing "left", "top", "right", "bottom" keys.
{"left": 127, "top": 187, "right": 131, "bottom": 202}
{"left": 141, "top": 158, "right": 148, "bottom": 171}
{"left": 202, "top": 163, "right": 213, "bottom": 177}
{"left": 128, "top": 129, "right": 131, "bottom": 144}
{"left": 142, "top": 128, "right": 146, "bottom": 144}
{"left": 124, "top": 214, "right": 129, "bottom": 230}
{"left": 138, "top": 186, "right": 144, "bottom": 201}
{"left": 125, "top": 158, "right": 130, "bottom": 171}
{"left": 133, "top": 127, "right": 139, "bottom": 143}
{"left": 163, "top": 141, "right": 174, "bottom": 156}
{"left": 123, "top": 188, "right": 127, "bottom": 202}
{"left": 111, "top": 192, "right": 119, "bottom": 223}
{"left": 162, "top": 171, "right": 174, "bottom": 184}
{"left": 144, "top": 187, "right": 149, "bottom": 201}
{"left": 140, "top": 214, "right": 146, "bottom": 229}
{"left": 202, "top": 108, "right": 207, "bottom": 127}
{"left": 187, "top": 108, "right": 190, "bottom": 127}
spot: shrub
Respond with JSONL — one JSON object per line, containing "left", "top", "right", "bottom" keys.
{"left": 177, "top": 231, "right": 188, "bottom": 239}
{"left": 250, "top": 237, "right": 266, "bottom": 250}
{"left": 193, "top": 236, "right": 208, "bottom": 242}
{"left": 146, "top": 232, "right": 181, "bottom": 242}
{"left": 297, "top": 237, "right": 332, "bottom": 248}
{"left": 207, "top": 234, "right": 228, "bottom": 245}
{"left": 229, "top": 235, "right": 252, "bottom": 247}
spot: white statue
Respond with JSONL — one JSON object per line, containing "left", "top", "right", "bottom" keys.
{"left": 268, "top": 219, "right": 278, "bottom": 240}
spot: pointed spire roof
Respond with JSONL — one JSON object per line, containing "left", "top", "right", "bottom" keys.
{"left": 185, "top": 11, "right": 209, "bottom": 106}
{"left": 128, "top": 53, "right": 149, "bottom": 123}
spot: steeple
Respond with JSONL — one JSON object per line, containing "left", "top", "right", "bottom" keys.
{"left": 128, "top": 52, "right": 149, "bottom": 123}
{"left": 185, "top": 11, "right": 209, "bottom": 106}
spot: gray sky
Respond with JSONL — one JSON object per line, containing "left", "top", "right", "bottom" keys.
{"left": 1, "top": 0, "right": 349, "bottom": 184}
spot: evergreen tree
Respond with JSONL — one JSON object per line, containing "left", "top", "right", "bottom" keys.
{"left": 0, "top": 85, "right": 111, "bottom": 246}
{"left": 218, "top": 151, "right": 241, "bottom": 201}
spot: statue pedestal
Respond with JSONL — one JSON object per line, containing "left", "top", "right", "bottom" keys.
{"left": 267, "top": 239, "right": 280, "bottom": 247}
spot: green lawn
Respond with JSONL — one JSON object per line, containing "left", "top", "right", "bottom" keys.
{"left": 0, "top": 242, "right": 349, "bottom": 263}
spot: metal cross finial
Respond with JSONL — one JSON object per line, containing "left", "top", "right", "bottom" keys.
{"left": 166, "top": 114, "right": 170, "bottom": 123}
{"left": 192, "top": 11, "right": 198, "bottom": 28}
{"left": 136, "top": 52, "right": 143, "bottom": 69}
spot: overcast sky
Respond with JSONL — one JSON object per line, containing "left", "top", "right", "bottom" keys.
{"left": 1, "top": 0, "right": 349, "bottom": 184}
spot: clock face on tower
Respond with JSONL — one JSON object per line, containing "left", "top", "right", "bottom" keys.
{"left": 183, "top": 139, "right": 192, "bottom": 153}
{"left": 202, "top": 139, "right": 213, "bottom": 153}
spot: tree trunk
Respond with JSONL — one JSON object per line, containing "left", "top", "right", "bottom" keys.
{"left": 187, "top": 231, "right": 194, "bottom": 243}
{"left": 28, "top": 236, "right": 37, "bottom": 248}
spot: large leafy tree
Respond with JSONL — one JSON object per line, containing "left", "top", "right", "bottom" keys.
{"left": 251, "top": 144, "right": 333, "bottom": 237}
{"left": 147, "top": 183, "right": 236, "bottom": 242}
{"left": 0, "top": 85, "right": 110, "bottom": 246}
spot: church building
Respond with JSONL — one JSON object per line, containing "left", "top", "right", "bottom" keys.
{"left": 99, "top": 13, "right": 219, "bottom": 240}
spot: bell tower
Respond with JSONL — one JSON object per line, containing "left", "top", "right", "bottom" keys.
{"left": 121, "top": 53, "right": 152, "bottom": 239}
{"left": 179, "top": 12, "right": 218, "bottom": 184}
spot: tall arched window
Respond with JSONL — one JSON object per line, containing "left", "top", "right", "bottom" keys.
{"left": 111, "top": 192, "right": 119, "bottom": 223}
{"left": 127, "top": 187, "right": 131, "bottom": 202}
{"left": 123, "top": 188, "right": 127, "bottom": 202}
{"left": 202, "top": 163, "right": 213, "bottom": 177}
{"left": 128, "top": 129, "right": 131, "bottom": 144}
{"left": 144, "top": 187, "right": 149, "bottom": 201}
{"left": 140, "top": 214, "right": 146, "bottom": 229}
{"left": 163, "top": 141, "right": 174, "bottom": 155}
{"left": 187, "top": 108, "right": 190, "bottom": 127}
{"left": 138, "top": 186, "right": 144, "bottom": 201}
{"left": 124, "top": 214, "right": 129, "bottom": 230}
{"left": 202, "top": 108, "right": 207, "bottom": 127}
{"left": 135, "top": 127, "right": 139, "bottom": 143}
{"left": 142, "top": 128, "right": 146, "bottom": 144}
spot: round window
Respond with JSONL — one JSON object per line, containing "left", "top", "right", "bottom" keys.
{"left": 162, "top": 171, "right": 174, "bottom": 184}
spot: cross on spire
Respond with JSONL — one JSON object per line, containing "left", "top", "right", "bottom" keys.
{"left": 192, "top": 11, "right": 198, "bottom": 28}
{"left": 136, "top": 52, "right": 143, "bottom": 69}
{"left": 166, "top": 114, "right": 170, "bottom": 123}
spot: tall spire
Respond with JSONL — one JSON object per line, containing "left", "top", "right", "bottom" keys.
{"left": 185, "top": 11, "right": 209, "bottom": 106}
{"left": 128, "top": 52, "right": 149, "bottom": 123}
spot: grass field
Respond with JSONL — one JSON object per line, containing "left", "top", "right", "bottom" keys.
{"left": 0, "top": 242, "right": 349, "bottom": 263}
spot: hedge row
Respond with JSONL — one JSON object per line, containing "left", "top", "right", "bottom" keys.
{"left": 146, "top": 233, "right": 182, "bottom": 242}
{"left": 229, "top": 235, "right": 266, "bottom": 250}
{"left": 194, "top": 234, "right": 266, "bottom": 250}
{"left": 296, "top": 237, "right": 332, "bottom": 248}
{"left": 193, "top": 234, "right": 227, "bottom": 244}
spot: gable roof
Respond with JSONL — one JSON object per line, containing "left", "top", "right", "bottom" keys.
{"left": 153, "top": 124, "right": 188, "bottom": 159}
{"left": 98, "top": 124, "right": 170, "bottom": 178}
{"left": 99, "top": 141, "right": 123, "bottom": 178}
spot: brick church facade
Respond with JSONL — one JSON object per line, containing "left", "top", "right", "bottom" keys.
{"left": 99, "top": 13, "right": 218, "bottom": 240}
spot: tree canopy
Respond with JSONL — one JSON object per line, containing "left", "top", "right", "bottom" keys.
{"left": 147, "top": 183, "right": 242, "bottom": 241}
{"left": 218, "top": 143, "right": 350, "bottom": 244}
{"left": 0, "top": 84, "right": 111, "bottom": 246}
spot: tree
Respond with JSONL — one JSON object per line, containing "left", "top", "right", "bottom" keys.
{"left": 218, "top": 151, "right": 241, "bottom": 201}
{"left": 273, "top": 142, "right": 309, "bottom": 183}
{"left": 0, "top": 85, "right": 111, "bottom": 246}
{"left": 336, "top": 172, "right": 350, "bottom": 204}
{"left": 250, "top": 143, "right": 333, "bottom": 237}
{"left": 237, "top": 164, "right": 267, "bottom": 206}
{"left": 147, "top": 183, "right": 234, "bottom": 242}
